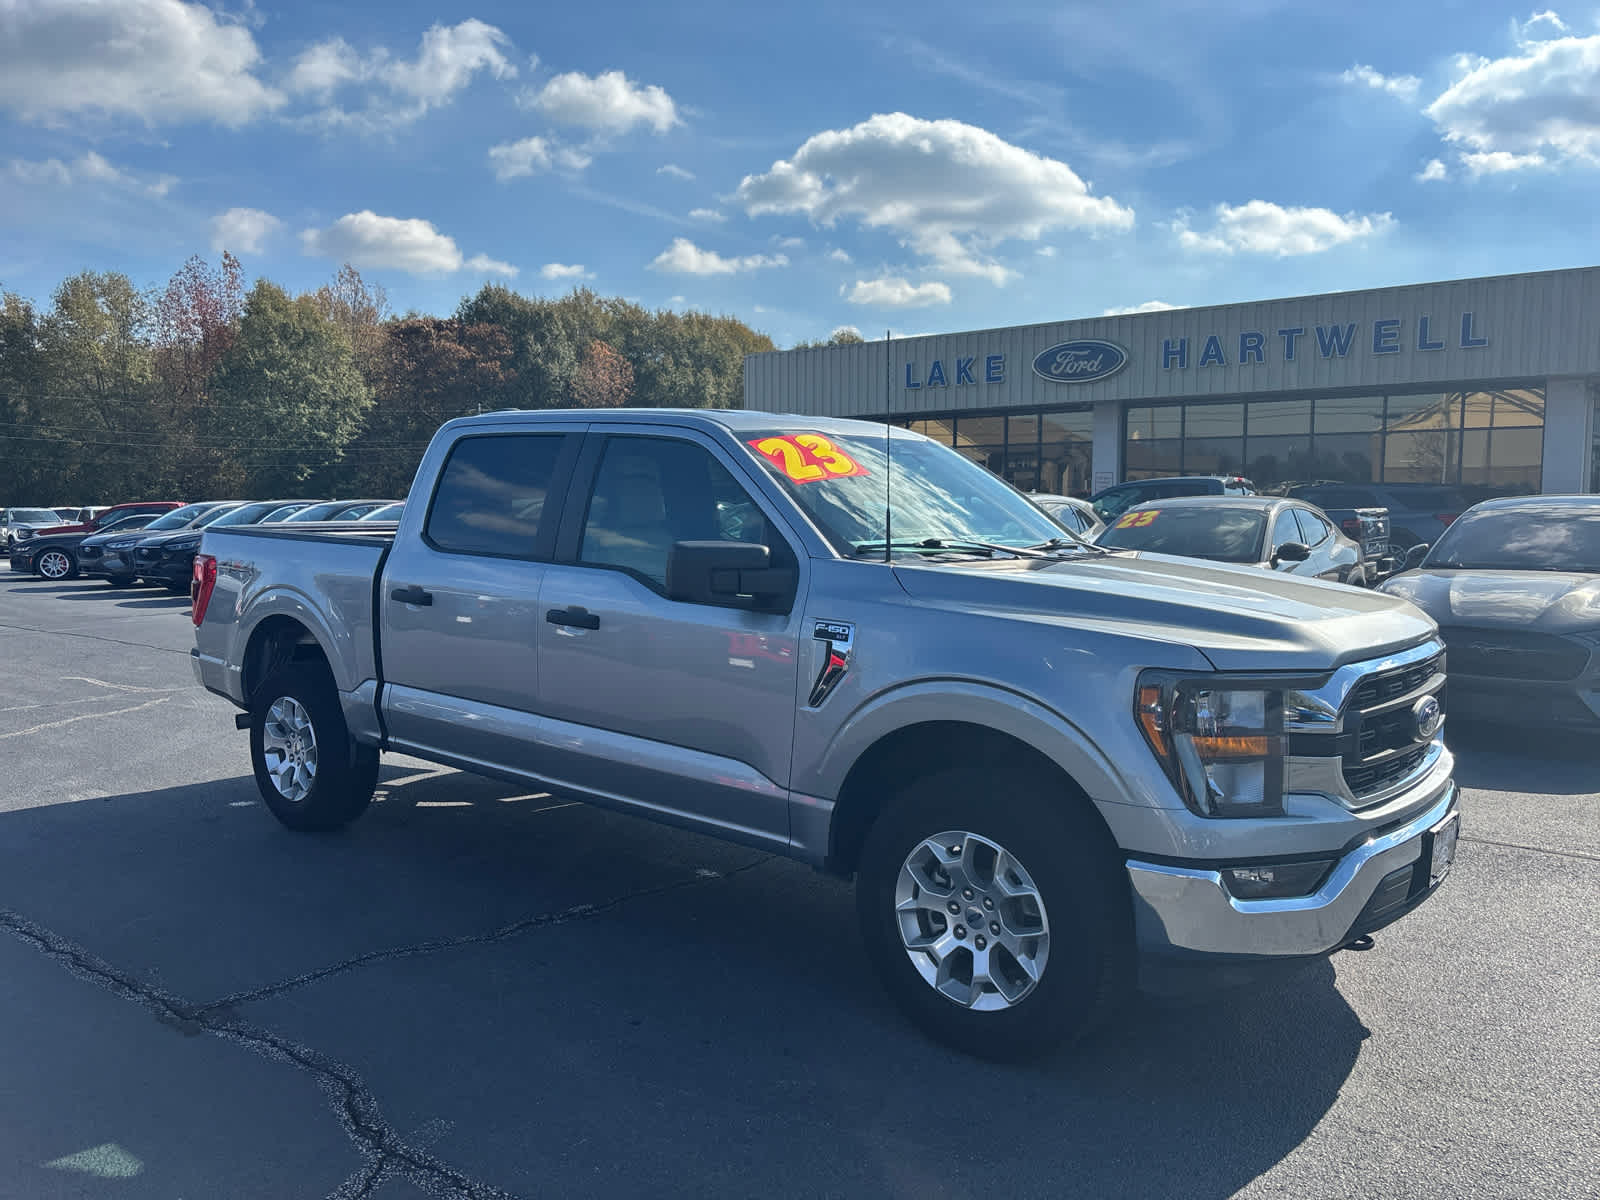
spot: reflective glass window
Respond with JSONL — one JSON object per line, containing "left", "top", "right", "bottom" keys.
{"left": 1041, "top": 410, "right": 1093, "bottom": 496}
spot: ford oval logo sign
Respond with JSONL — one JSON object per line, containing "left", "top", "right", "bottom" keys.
{"left": 1031, "top": 339, "right": 1129, "bottom": 384}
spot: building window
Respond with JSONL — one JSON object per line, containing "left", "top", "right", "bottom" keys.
{"left": 1003, "top": 413, "right": 1041, "bottom": 493}
{"left": 952, "top": 414, "right": 1005, "bottom": 477}
{"left": 1040, "top": 409, "right": 1093, "bottom": 496}
{"left": 1119, "top": 388, "right": 1543, "bottom": 494}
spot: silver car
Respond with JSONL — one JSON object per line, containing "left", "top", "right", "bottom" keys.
{"left": 1096, "top": 495, "right": 1367, "bottom": 585}
{"left": 1028, "top": 493, "right": 1105, "bottom": 541}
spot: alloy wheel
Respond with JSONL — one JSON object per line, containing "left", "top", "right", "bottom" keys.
{"left": 38, "top": 550, "right": 72, "bottom": 580}
{"left": 261, "top": 696, "right": 319, "bottom": 803}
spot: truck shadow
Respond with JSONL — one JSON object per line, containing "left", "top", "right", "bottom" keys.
{"left": 0, "top": 767, "right": 1365, "bottom": 1200}
{"left": 1447, "top": 719, "right": 1600, "bottom": 793}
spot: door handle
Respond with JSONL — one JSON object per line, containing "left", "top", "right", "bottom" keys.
{"left": 546, "top": 605, "right": 600, "bottom": 630}
{"left": 390, "top": 584, "right": 433, "bottom": 606}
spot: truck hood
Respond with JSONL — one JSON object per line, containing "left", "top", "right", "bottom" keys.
{"left": 893, "top": 551, "right": 1436, "bottom": 672}
{"left": 1379, "top": 568, "right": 1600, "bottom": 635}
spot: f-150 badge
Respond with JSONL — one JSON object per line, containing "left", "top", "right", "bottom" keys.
{"left": 809, "top": 620, "right": 853, "bottom": 707}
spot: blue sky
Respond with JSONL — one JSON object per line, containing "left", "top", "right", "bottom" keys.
{"left": 2, "top": 1, "right": 1598, "bottom": 346}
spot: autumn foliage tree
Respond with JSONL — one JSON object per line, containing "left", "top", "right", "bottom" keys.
{"left": 572, "top": 339, "right": 633, "bottom": 408}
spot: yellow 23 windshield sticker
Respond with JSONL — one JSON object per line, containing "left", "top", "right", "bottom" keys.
{"left": 1114, "top": 509, "right": 1160, "bottom": 529}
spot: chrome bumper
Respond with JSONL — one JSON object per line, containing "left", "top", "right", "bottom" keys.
{"left": 1126, "top": 780, "right": 1459, "bottom": 959}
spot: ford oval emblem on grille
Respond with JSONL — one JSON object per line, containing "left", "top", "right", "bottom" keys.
{"left": 1412, "top": 695, "right": 1442, "bottom": 740}
{"left": 1031, "top": 339, "right": 1128, "bottom": 384}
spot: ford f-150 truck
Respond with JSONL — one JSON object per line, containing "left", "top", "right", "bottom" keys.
{"left": 192, "top": 409, "right": 1460, "bottom": 1058}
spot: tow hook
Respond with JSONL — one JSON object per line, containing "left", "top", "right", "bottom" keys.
{"left": 235, "top": 711, "right": 252, "bottom": 730}
{"left": 1342, "top": 934, "right": 1376, "bottom": 952}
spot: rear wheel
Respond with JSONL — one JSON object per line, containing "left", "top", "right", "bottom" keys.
{"left": 106, "top": 575, "right": 135, "bottom": 588}
{"left": 37, "top": 548, "right": 76, "bottom": 580}
{"left": 855, "top": 766, "right": 1130, "bottom": 1060}
{"left": 249, "top": 663, "right": 378, "bottom": 831}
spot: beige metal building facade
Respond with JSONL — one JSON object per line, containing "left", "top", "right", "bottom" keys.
{"left": 743, "top": 267, "right": 1600, "bottom": 499}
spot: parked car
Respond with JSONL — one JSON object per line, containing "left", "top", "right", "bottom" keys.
{"left": 357, "top": 502, "right": 404, "bottom": 522}
{"left": 134, "top": 500, "right": 311, "bottom": 592}
{"left": 80, "top": 502, "right": 239, "bottom": 586}
{"left": 1096, "top": 496, "right": 1367, "bottom": 585}
{"left": 1089, "top": 474, "right": 1256, "bottom": 522}
{"left": 191, "top": 409, "right": 1457, "bottom": 1059}
{"left": 280, "top": 500, "right": 398, "bottom": 523}
{"left": 1378, "top": 495, "right": 1600, "bottom": 728}
{"left": 1, "top": 508, "right": 66, "bottom": 551}
{"left": 259, "top": 500, "right": 327, "bottom": 523}
{"left": 9, "top": 511, "right": 162, "bottom": 580}
{"left": 12, "top": 500, "right": 184, "bottom": 549}
{"left": 1285, "top": 482, "right": 1475, "bottom": 554}
{"left": 1028, "top": 493, "right": 1105, "bottom": 540}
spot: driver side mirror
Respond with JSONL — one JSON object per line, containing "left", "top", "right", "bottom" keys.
{"left": 1400, "top": 543, "right": 1431, "bottom": 571}
{"left": 1272, "top": 541, "right": 1311, "bottom": 566}
{"left": 666, "top": 540, "right": 796, "bottom": 612}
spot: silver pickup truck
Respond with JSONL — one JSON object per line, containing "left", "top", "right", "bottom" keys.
{"left": 192, "top": 409, "right": 1460, "bottom": 1058}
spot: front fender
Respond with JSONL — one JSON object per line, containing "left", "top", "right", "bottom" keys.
{"left": 800, "top": 678, "right": 1165, "bottom": 813}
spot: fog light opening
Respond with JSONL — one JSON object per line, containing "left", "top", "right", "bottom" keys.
{"left": 1220, "top": 859, "right": 1334, "bottom": 900}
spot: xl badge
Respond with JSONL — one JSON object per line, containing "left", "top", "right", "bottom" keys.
{"left": 809, "top": 620, "right": 854, "bottom": 707}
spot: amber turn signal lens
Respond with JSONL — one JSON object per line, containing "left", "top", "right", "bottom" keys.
{"left": 1136, "top": 684, "right": 1169, "bottom": 761}
{"left": 1189, "top": 735, "right": 1270, "bottom": 759}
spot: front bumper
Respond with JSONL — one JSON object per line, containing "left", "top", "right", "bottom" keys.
{"left": 1126, "top": 778, "right": 1459, "bottom": 959}
{"left": 9, "top": 550, "right": 37, "bottom": 572}
{"left": 136, "top": 554, "right": 194, "bottom": 584}
{"left": 81, "top": 549, "right": 137, "bottom": 577}
{"left": 1448, "top": 677, "right": 1600, "bottom": 729}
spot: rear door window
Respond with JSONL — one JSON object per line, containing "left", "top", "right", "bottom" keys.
{"left": 1293, "top": 508, "right": 1330, "bottom": 545}
{"left": 425, "top": 434, "right": 568, "bottom": 559}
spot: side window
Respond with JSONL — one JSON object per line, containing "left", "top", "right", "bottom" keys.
{"left": 580, "top": 435, "right": 790, "bottom": 591}
{"left": 1271, "top": 509, "right": 1302, "bottom": 549}
{"left": 425, "top": 434, "right": 566, "bottom": 558}
{"left": 1093, "top": 488, "right": 1134, "bottom": 519}
{"left": 1293, "top": 508, "right": 1329, "bottom": 545}
{"left": 1157, "top": 482, "right": 1208, "bottom": 499}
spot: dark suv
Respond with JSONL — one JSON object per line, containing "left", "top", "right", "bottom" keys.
{"left": 1284, "top": 483, "right": 1478, "bottom": 552}
{"left": 1090, "top": 475, "right": 1256, "bottom": 522}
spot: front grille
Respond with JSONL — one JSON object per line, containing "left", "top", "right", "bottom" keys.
{"left": 1437, "top": 626, "right": 1589, "bottom": 682}
{"left": 1343, "top": 745, "right": 1429, "bottom": 796}
{"left": 1339, "top": 651, "right": 1445, "bottom": 802}
{"left": 135, "top": 547, "right": 158, "bottom": 562}
{"left": 1350, "top": 653, "right": 1441, "bottom": 709}
{"left": 79, "top": 545, "right": 101, "bottom": 559}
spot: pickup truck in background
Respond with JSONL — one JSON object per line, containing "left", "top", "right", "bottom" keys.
{"left": 192, "top": 410, "right": 1460, "bottom": 1058}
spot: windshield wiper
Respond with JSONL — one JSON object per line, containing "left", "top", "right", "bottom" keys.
{"left": 1025, "top": 537, "right": 1110, "bottom": 556}
{"left": 854, "top": 538, "right": 1045, "bottom": 559}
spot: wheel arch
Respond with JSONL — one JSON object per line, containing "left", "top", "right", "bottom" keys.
{"left": 241, "top": 614, "right": 335, "bottom": 703}
{"left": 819, "top": 685, "right": 1137, "bottom": 877}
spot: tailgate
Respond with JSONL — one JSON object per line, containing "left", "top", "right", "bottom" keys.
{"left": 1353, "top": 507, "right": 1390, "bottom": 557}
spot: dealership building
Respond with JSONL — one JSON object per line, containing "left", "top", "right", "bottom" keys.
{"left": 743, "top": 266, "right": 1600, "bottom": 500}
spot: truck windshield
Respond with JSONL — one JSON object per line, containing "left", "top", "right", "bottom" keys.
{"left": 741, "top": 429, "right": 1065, "bottom": 555}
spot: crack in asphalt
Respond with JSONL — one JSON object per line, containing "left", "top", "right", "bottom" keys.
{"left": 0, "top": 619, "right": 193, "bottom": 656}
{"left": 1, "top": 855, "right": 773, "bottom": 1199}
{"left": 195, "top": 856, "right": 773, "bottom": 1016}
{"left": 1460, "top": 834, "right": 1600, "bottom": 865}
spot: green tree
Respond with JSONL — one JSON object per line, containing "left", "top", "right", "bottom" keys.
{"left": 206, "top": 281, "right": 371, "bottom": 496}
{"left": 304, "top": 264, "right": 389, "bottom": 372}
{"left": 455, "top": 284, "right": 581, "bottom": 408}
{"left": 153, "top": 253, "right": 245, "bottom": 495}
{"left": 0, "top": 289, "right": 50, "bottom": 503}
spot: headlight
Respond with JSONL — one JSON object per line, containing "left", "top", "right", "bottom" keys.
{"left": 166, "top": 539, "right": 200, "bottom": 554}
{"left": 16, "top": 529, "right": 35, "bottom": 540}
{"left": 107, "top": 539, "right": 137, "bottom": 550}
{"left": 1136, "top": 673, "right": 1286, "bottom": 817}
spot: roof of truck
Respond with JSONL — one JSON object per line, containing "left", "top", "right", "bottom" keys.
{"left": 456, "top": 408, "right": 922, "bottom": 436}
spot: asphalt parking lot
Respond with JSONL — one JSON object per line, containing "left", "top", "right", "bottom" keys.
{"left": 1, "top": 572, "right": 1596, "bottom": 1199}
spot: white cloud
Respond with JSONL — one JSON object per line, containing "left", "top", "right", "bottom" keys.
{"left": 300, "top": 211, "right": 515, "bottom": 277}
{"left": 210, "top": 207, "right": 282, "bottom": 253}
{"left": 1174, "top": 200, "right": 1395, "bottom": 256}
{"left": 1341, "top": 64, "right": 1421, "bottom": 100}
{"left": 289, "top": 20, "right": 516, "bottom": 130}
{"left": 6, "top": 150, "right": 173, "bottom": 195}
{"left": 1416, "top": 158, "right": 1449, "bottom": 182}
{"left": 1515, "top": 11, "right": 1568, "bottom": 44}
{"left": 843, "top": 277, "right": 952, "bottom": 308}
{"left": 827, "top": 247, "right": 852, "bottom": 263}
{"left": 525, "top": 69, "right": 678, "bottom": 134}
{"left": 1036, "top": 245, "right": 1057, "bottom": 257}
{"left": 540, "top": 262, "right": 593, "bottom": 280}
{"left": 0, "top": 0, "right": 282, "bottom": 126}
{"left": 657, "top": 164, "right": 694, "bottom": 180}
{"left": 774, "top": 236, "right": 806, "bottom": 250}
{"left": 648, "top": 237, "right": 788, "bottom": 276}
{"left": 487, "top": 136, "right": 590, "bottom": 179}
{"left": 1425, "top": 32, "right": 1600, "bottom": 169}
{"left": 735, "top": 113, "right": 1133, "bottom": 286}
{"left": 668, "top": 294, "right": 686, "bottom": 304}
{"left": 1461, "top": 149, "right": 1548, "bottom": 173}
{"left": 464, "top": 254, "right": 518, "bottom": 277}
{"left": 1102, "top": 300, "right": 1180, "bottom": 316}
{"left": 689, "top": 208, "right": 726, "bottom": 222}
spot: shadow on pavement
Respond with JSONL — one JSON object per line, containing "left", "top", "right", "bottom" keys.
{"left": 0, "top": 766, "right": 1367, "bottom": 1200}
{"left": 1448, "top": 719, "right": 1600, "bottom": 793}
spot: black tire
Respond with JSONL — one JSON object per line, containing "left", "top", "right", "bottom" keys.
{"left": 165, "top": 580, "right": 188, "bottom": 594}
{"left": 855, "top": 766, "right": 1131, "bottom": 1060}
{"left": 106, "top": 575, "right": 135, "bottom": 588}
{"left": 36, "top": 547, "right": 77, "bottom": 580}
{"left": 249, "top": 663, "right": 378, "bottom": 832}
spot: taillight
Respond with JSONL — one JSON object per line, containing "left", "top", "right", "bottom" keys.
{"left": 192, "top": 554, "right": 218, "bottom": 627}
{"left": 1435, "top": 512, "right": 1459, "bottom": 525}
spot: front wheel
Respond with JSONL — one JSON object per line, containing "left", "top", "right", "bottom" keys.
{"left": 855, "top": 767, "right": 1130, "bottom": 1060}
{"left": 37, "top": 548, "right": 76, "bottom": 580}
{"left": 106, "top": 575, "right": 136, "bottom": 588}
{"left": 249, "top": 663, "right": 378, "bottom": 831}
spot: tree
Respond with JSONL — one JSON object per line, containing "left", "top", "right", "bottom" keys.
{"left": 791, "top": 326, "right": 867, "bottom": 349}
{"left": 206, "top": 281, "right": 371, "bottom": 496}
{"left": 304, "top": 264, "right": 388, "bottom": 370}
{"left": 340, "top": 317, "right": 512, "bottom": 494}
{"left": 571, "top": 339, "right": 634, "bottom": 408}
{"left": 0, "top": 289, "right": 50, "bottom": 503}
{"left": 153, "top": 253, "right": 245, "bottom": 495}
{"left": 456, "top": 284, "right": 580, "bottom": 408}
